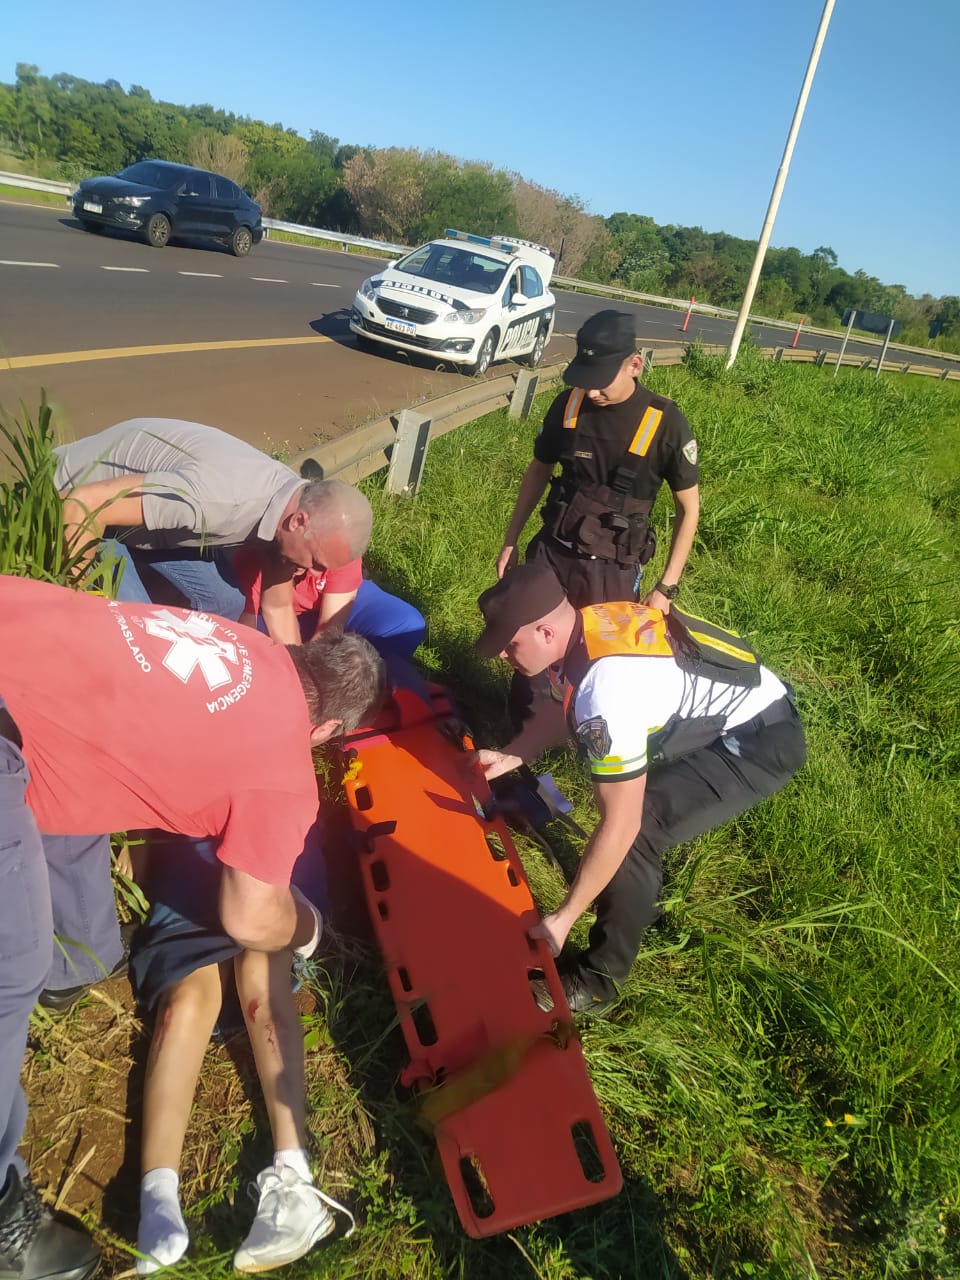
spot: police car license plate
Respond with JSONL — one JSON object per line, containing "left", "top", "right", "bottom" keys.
{"left": 82, "top": 201, "right": 103, "bottom": 214}
{"left": 385, "top": 318, "right": 415, "bottom": 335}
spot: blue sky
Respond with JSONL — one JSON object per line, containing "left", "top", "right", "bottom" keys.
{"left": 4, "top": 0, "right": 958, "bottom": 297}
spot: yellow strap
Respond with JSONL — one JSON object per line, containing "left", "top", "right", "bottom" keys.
{"left": 417, "top": 1020, "right": 578, "bottom": 1134}
{"left": 686, "top": 627, "right": 757, "bottom": 664}
{"left": 562, "top": 388, "right": 585, "bottom": 430}
{"left": 627, "top": 405, "right": 663, "bottom": 457}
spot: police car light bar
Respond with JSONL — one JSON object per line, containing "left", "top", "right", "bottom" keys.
{"left": 443, "top": 229, "right": 556, "bottom": 259}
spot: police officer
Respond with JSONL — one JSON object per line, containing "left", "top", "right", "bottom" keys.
{"left": 496, "top": 310, "right": 700, "bottom": 614}
{"left": 474, "top": 562, "right": 806, "bottom": 1015}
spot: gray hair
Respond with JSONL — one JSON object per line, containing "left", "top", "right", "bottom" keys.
{"left": 296, "top": 480, "right": 373, "bottom": 561}
{"left": 287, "top": 629, "right": 387, "bottom": 732}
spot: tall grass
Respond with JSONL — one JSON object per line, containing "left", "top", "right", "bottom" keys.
{"left": 12, "top": 360, "right": 960, "bottom": 1278}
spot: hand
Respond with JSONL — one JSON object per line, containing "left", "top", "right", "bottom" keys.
{"left": 643, "top": 587, "right": 672, "bottom": 614}
{"left": 476, "top": 748, "right": 522, "bottom": 781}
{"left": 528, "top": 909, "right": 572, "bottom": 958}
{"left": 496, "top": 544, "right": 518, "bottom": 579}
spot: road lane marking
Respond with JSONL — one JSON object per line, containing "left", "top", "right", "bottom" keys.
{"left": 179, "top": 271, "right": 222, "bottom": 277}
{"left": 251, "top": 277, "right": 287, "bottom": 283}
{"left": 312, "top": 282, "right": 341, "bottom": 287}
{"left": 1, "top": 334, "right": 334, "bottom": 372}
{"left": 0, "top": 260, "right": 59, "bottom": 267}
{"left": 102, "top": 266, "right": 149, "bottom": 272}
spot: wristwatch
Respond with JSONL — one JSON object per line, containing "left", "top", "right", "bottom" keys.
{"left": 655, "top": 580, "right": 680, "bottom": 600}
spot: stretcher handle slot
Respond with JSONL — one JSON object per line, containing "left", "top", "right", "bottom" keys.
{"left": 571, "top": 1120, "right": 607, "bottom": 1184}
{"left": 458, "top": 1155, "right": 495, "bottom": 1220}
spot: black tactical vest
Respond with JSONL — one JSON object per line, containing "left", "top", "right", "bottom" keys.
{"left": 540, "top": 388, "right": 670, "bottom": 567}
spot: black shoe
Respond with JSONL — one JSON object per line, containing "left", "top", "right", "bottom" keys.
{"left": 531, "top": 970, "right": 615, "bottom": 1017}
{"left": 0, "top": 1167, "right": 99, "bottom": 1280}
{"left": 38, "top": 927, "right": 133, "bottom": 1014}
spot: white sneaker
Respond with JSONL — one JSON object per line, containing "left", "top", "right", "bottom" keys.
{"left": 233, "top": 1165, "right": 355, "bottom": 1273}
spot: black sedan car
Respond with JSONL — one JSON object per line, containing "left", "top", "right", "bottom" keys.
{"left": 72, "top": 159, "right": 263, "bottom": 256}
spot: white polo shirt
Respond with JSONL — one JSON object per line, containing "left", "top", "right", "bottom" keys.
{"left": 568, "top": 654, "right": 789, "bottom": 782}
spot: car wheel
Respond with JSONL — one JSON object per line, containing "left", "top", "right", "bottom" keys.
{"left": 144, "top": 212, "right": 171, "bottom": 248}
{"left": 523, "top": 324, "right": 548, "bottom": 368}
{"left": 468, "top": 330, "right": 497, "bottom": 377}
{"left": 229, "top": 225, "right": 253, "bottom": 257}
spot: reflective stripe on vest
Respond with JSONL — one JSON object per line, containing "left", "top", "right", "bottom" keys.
{"left": 562, "top": 388, "right": 586, "bottom": 430}
{"left": 561, "top": 389, "right": 664, "bottom": 458}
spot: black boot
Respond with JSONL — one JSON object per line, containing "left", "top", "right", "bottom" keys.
{"left": 0, "top": 1167, "right": 99, "bottom": 1280}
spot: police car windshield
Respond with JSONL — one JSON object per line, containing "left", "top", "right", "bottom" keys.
{"left": 394, "top": 244, "right": 507, "bottom": 295}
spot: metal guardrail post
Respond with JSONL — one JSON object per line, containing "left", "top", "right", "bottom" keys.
{"left": 774, "top": 348, "right": 784, "bottom": 362}
{"left": 815, "top": 350, "right": 827, "bottom": 366}
{"left": 640, "top": 348, "right": 655, "bottom": 375}
{"left": 385, "top": 410, "right": 433, "bottom": 496}
{"left": 509, "top": 370, "right": 540, "bottom": 420}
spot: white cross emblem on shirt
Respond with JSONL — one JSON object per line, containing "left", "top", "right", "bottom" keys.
{"left": 143, "top": 610, "right": 238, "bottom": 690}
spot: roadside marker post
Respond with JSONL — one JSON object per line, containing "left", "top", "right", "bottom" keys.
{"left": 791, "top": 318, "right": 805, "bottom": 348}
{"left": 681, "top": 297, "right": 696, "bottom": 333}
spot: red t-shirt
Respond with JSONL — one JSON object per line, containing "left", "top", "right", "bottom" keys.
{"left": 0, "top": 576, "right": 318, "bottom": 885}
{"left": 232, "top": 548, "right": 364, "bottom": 618}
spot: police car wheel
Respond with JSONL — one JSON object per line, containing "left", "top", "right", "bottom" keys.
{"left": 468, "top": 330, "right": 496, "bottom": 377}
{"left": 523, "top": 324, "right": 547, "bottom": 368}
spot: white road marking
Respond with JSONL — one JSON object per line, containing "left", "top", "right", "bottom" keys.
{"left": 312, "top": 282, "right": 341, "bottom": 288}
{"left": 251, "top": 277, "right": 287, "bottom": 283}
{"left": 179, "top": 271, "right": 222, "bottom": 278}
{"left": 0, "top": 260, "right": 59, "bottom": 267}
{"left": 102, "top": 265, "right": 149, "bottom": 272}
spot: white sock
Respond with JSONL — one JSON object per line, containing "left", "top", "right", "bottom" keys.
{"left": 273, "top": 1148, "right": 312, "bottom": 1182}
{"left": 137, "top": 1168, "right": 189, "bottom": 1274}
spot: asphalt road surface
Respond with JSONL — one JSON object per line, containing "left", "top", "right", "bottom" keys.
{"left": 0, "top": 201, "right": 953, "bottom": 453}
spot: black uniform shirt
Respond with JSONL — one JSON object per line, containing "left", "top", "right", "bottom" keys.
{"left": 533, "top": 382, "right": 699, "bottom": 501}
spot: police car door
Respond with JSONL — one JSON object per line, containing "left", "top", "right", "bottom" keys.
{"left": 500, "top": 266, "right": 542, "bottom": 357}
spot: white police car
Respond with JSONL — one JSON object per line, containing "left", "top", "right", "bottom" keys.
{"left": 350, "top": 229, "right": 556, "bottom": 376}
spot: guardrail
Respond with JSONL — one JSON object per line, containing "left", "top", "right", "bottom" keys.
{"left": 2, "top": 168, "right": 958, "bottom": 367}
{"left": 290, "top": 341, "right": 960, "bottom": 488}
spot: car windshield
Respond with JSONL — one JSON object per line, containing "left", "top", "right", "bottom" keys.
{"left": 115, "top": 162, "right": 182, "bottom": 189}
{"left": 393, "top": 244, "right": 507, "bottom": 295}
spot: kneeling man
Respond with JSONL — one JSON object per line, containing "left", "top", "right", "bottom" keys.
{"left": 474, "top": 563, "right": 806, "bottom": 1014}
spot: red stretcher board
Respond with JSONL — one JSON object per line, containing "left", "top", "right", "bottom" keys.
{"left": 341, "top": 685, "right": 622, "bottom": 1237}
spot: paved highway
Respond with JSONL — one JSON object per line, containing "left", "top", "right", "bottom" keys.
{"left": 0, "top": 201, "right": 953, "bottom": 452}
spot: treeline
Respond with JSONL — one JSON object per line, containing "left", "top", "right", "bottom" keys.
{"left": 3, "top": 64, "right": 957, "bottom": 349}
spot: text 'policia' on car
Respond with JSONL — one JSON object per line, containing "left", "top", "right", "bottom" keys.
{"left": 71, "top": 159, "right": 264, "bottom": 256}
{"left": 350, "top": 229, "right": 557, "bottom": 376}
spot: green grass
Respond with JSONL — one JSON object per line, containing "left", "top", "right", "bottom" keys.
{"left": 0, "top": 181, "right": 70, "bottom": 207}
{"left": 9, "top": 356, "right": 960, "bottom": 1278}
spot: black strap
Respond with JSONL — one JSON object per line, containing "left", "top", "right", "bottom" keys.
{"left": 0, "top": 705, "right": 23, "bottom": 750}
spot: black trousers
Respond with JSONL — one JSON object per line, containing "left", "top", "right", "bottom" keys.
{"left": 576, "top": 698, "right": 807, "bottom": 1000}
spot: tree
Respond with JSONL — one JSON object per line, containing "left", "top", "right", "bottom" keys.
{"left": 188, "top": 130, "right": 250, "bottom": 184}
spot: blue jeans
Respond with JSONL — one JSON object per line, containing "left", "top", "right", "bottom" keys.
{"left": 105, "top": 541, "right": 245, "bottom": 620}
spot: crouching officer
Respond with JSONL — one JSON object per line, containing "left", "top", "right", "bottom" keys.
{"left": 474, "top": 562, "right": 806, "bottom": 1015}
{"left": 496, "top": 309, "right": 700, "bottom": 613}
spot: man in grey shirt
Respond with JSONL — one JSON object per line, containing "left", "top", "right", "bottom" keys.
{"left": 44, "top": 420, "right": 374, "bottom": 1014}
{"left": 55, "top": 418, "right": 373, "bottom": 629}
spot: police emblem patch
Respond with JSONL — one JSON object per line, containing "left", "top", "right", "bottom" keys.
{"left": 576, "top": 715, "right": 612, "bottom": 760}
{"left": 682, "top": 439, "right": 699, "bottom": 465}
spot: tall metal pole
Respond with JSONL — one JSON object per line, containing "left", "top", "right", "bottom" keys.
{"left": 875, "top": 315, "right": 896, "bottom": 378}
{"left": 726, "top": 0, "right": 836, "bottom": 369}
{"left": 834, "top": 307, "right": 857, "bottom": 377}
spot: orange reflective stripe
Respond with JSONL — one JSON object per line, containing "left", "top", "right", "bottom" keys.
{"left": 562, "top": 388, "right": 585, "bottom": 430}
{"left": 627, "top": 405, "right": 663, "bottom": 457}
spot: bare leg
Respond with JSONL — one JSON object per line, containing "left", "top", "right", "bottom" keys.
{"left": 142, "top": 963, "right": 226, "bottom": 1172}
{"left": 234, "top": 950, "right": 306, "bottom": 1155}
{"left": 137, "top": 962, "right": 228, "bottom": 1274}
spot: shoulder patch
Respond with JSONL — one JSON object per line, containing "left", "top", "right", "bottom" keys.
{"left": 682, "top": 439, "right": 698, "bottom": 465}
{"left": 576, "top": 715, "right": 612, "bottom": 760}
